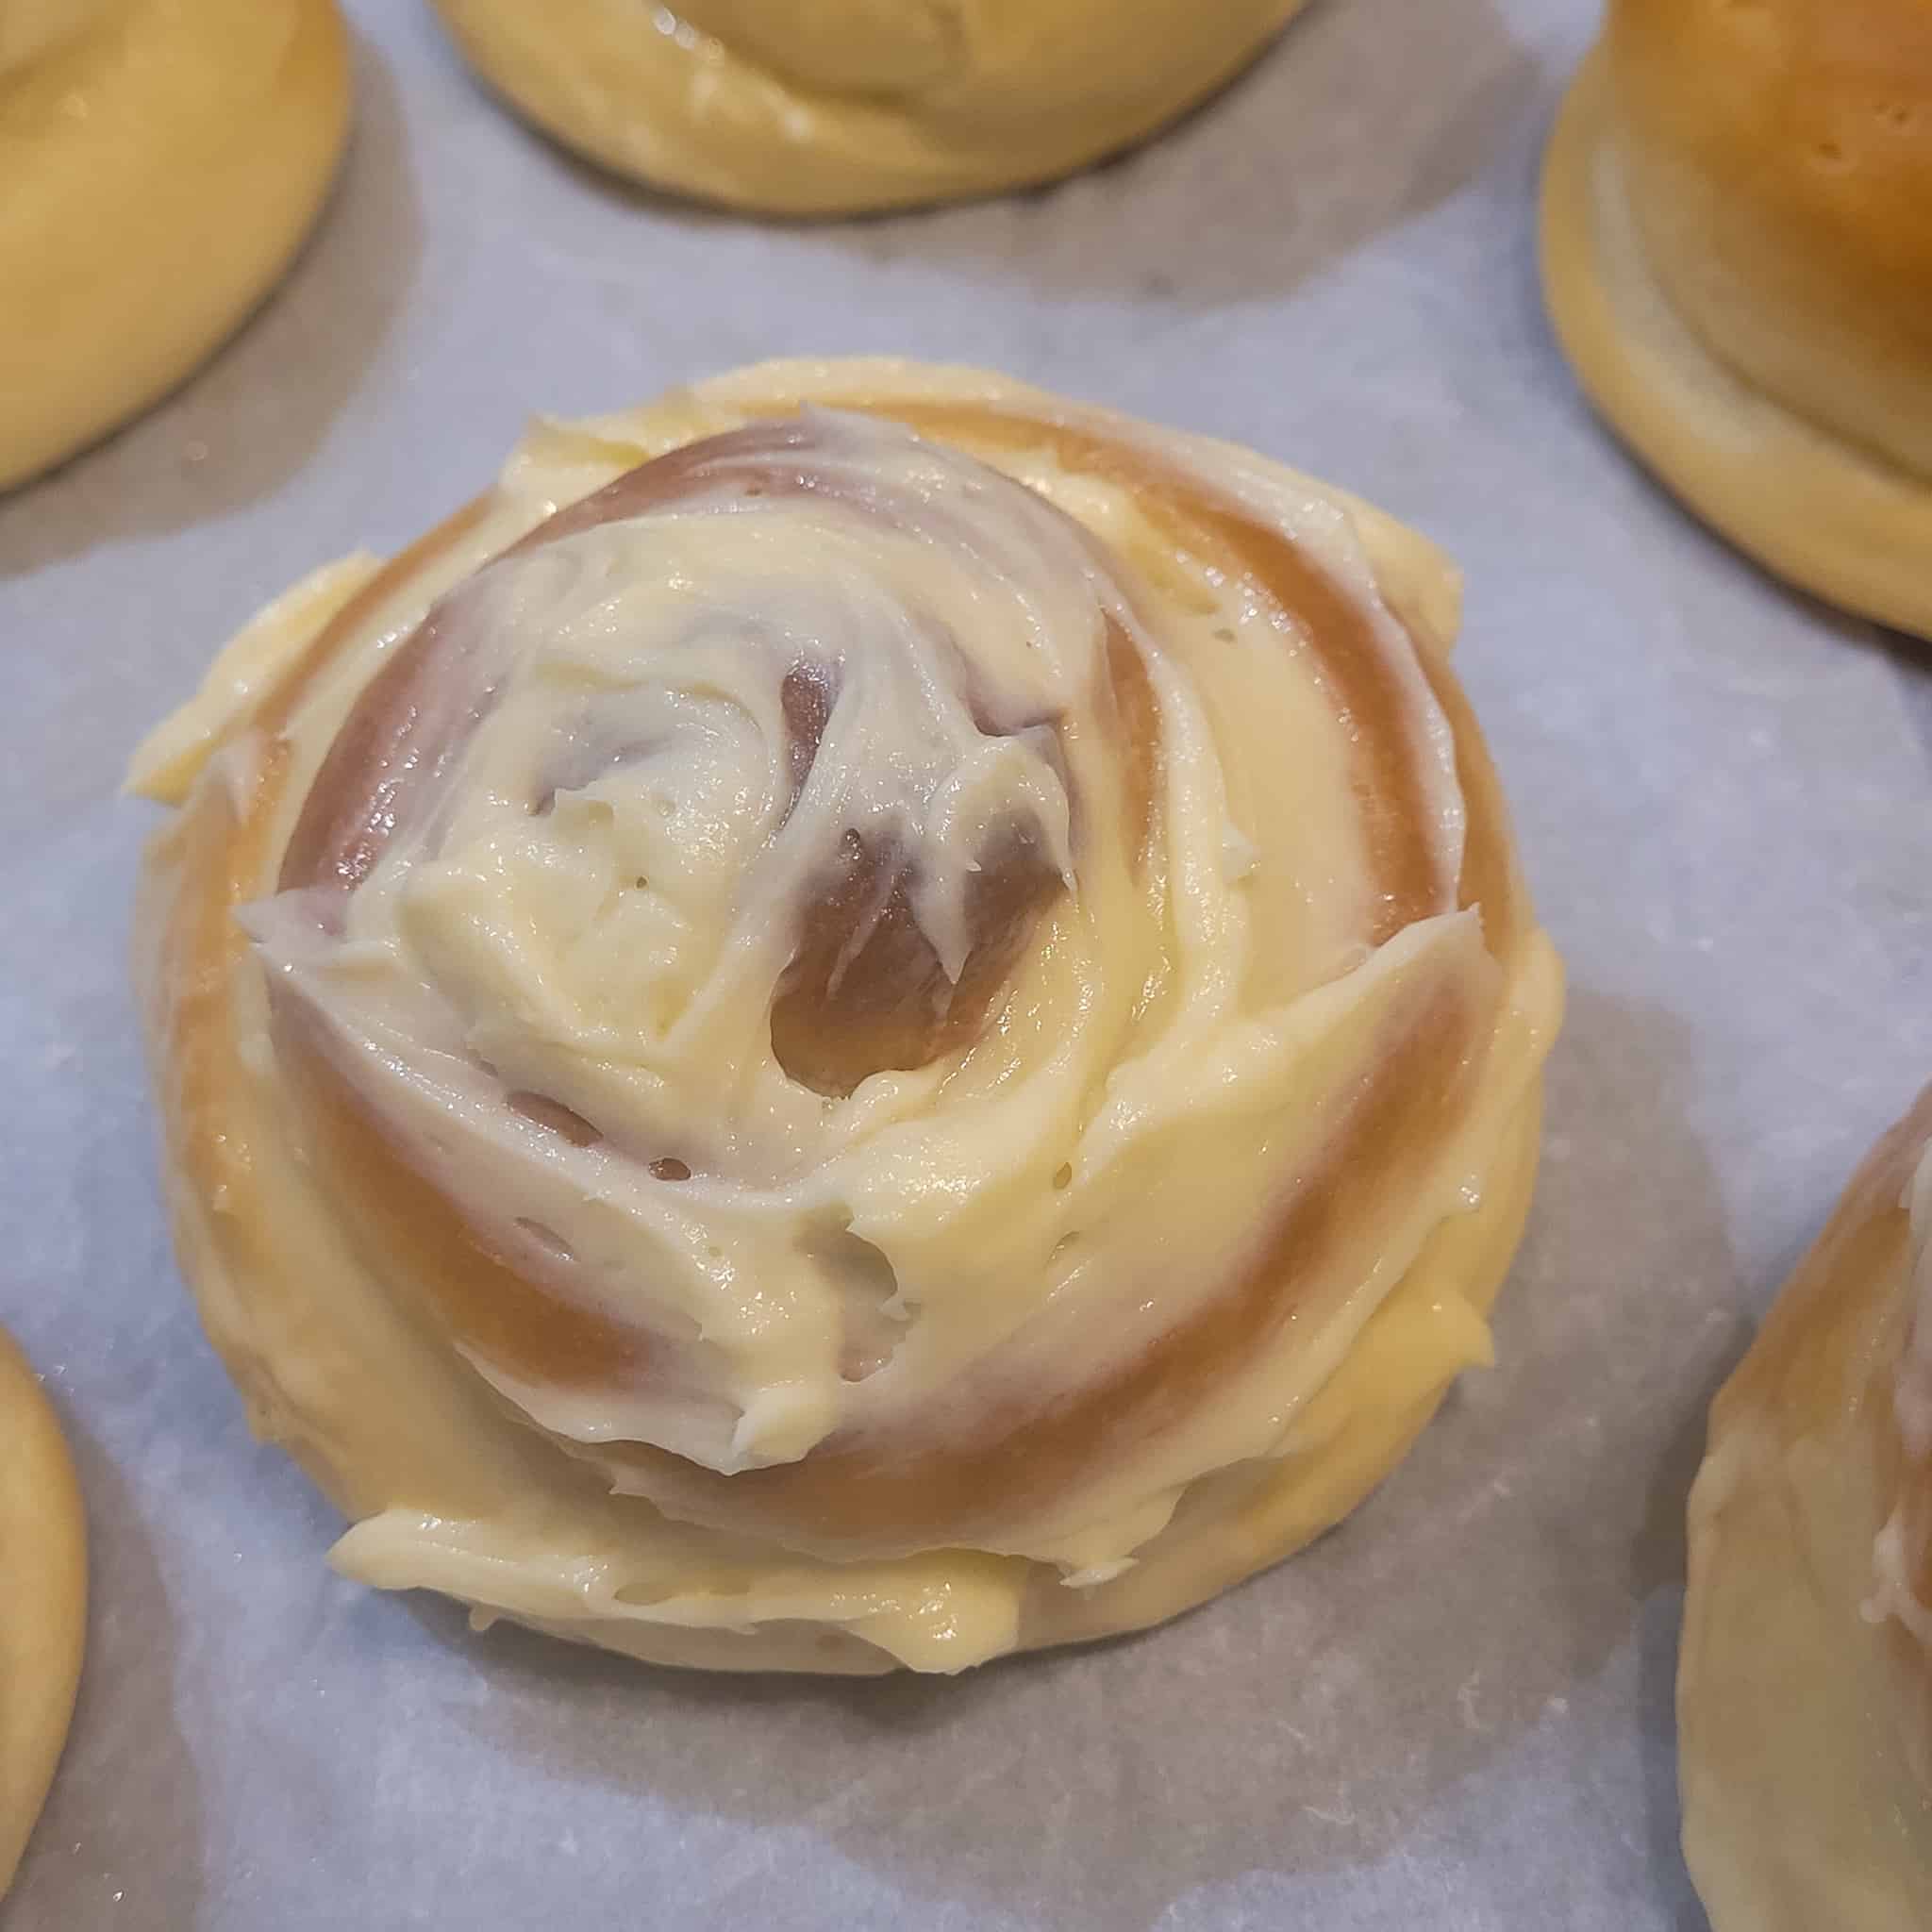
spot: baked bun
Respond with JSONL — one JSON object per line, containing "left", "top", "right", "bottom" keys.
{"left": 1680, "top": 1085, "right": 1932, "bottom": 1928}
{"left": 130, "top": 358, "right": 1561, "bottom": 1674}
{"left": 428, "top": 0, "right": 1308, "bottom": 214}
{"left": 0, "top": 1327, "right": 86, "bottom": 1897}
{"left": 0, "top": 0, "right": 350, "bottom": 491}
{"left": 1540, "top": 0, "right": 1932, "bottom": 641}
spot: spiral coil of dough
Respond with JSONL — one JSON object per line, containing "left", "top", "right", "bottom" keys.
{"left": 1681, "top": 1086, "right": 1932, "bottom": 1928}
{"left": 132, "top": 360, "right": 1559, "bottom": 1672}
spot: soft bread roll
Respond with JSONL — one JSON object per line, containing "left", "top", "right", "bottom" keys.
{"left": 0, "top": 1328, "right": 87, "bottom": 1898}
{"left": 1680, "top": 1085, "right": 1932, "bottom": 1930}
{"left": 130, "top": 358, "right": 1561, "bottom": 1674}
{"left": 428, "top": 0, "right": 1309, "bottom": 214}
{"left": 0, "top": 0, "right": 351, "bottom": 491}
{"left": 1540, "top": 0, "right": 1932, "bottom": 641}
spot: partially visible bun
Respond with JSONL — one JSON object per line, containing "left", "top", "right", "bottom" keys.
{"left": 428, "top": 0, "right": 1307, "bottom": 215}
{"left": 0, "top": 0, "right": 350, "bottom": 491}
{"left": 0, "top": 1327, "right": 86, "bottom": 1898}
{"left": 1611, "top": 0, "right": 1932, "bottom": 480}
{"left": 1540, "top": 1, "right": 1932, "bottom": 641}
{"left": 1680, "top": 1086, "right": 1932, "bottom": 1931}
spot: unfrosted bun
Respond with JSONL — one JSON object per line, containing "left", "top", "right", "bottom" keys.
{"left": 0, "top": 0, "right": 350, "bottom": 491}
{"left": 428, "top": 0, "right": 1308, "bottom": 215}
{"left": 1541, "top": 0, "right": 1932, "bottom": 640}
{"left": 1680, "top": 1085, "right": 1932, "bottom": 1930}
{"left": 0, "top": 1327, "right": 86, "bottom": 1898}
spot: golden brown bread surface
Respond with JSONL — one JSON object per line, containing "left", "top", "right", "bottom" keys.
{"left": 1680, "top": 1085, "right": 1932, "bottom": 1930}
{"left": 428, "top": 0, "right": 1309, "bottom": 214}
{"left": 0, "top": 0, "right": 351, "bottom": 491}
{"left": 1607, "top": 0, "right": 1932, "bottom": 477}
{"left": 1540, "top": 3, "right": 1932, "bottom": 640}
{"left": 0, "top": 1327, "right": 87, "bottom": 1898}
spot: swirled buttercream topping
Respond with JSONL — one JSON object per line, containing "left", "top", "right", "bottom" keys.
{"left": 133, "top": 362, "right": 1558, "bottom": 1664}
{"left": 247, "top": 405, "right": 1472, "bottom": 1491}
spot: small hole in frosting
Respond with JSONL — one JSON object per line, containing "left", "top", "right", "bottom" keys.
{"left": 514, "top": 1217, "right": 574, "bottom": 1261}
{"left": 1212, "top": 626, "right": 1236, "bottom": 643}
{"left": 802, "top": 1218, "right": 906, "bottom": 1385}
{"left": 508, "top": 1091, "right": 603, "bottom": 1148}
{"left": 650, "top": 1157, "right": 691, "bottom": 1182}
{"left": 633, "top": 876, "right": 649, "bottom": 891}
{"left": 1052, "top": 1162, "right": 1073, "bottom": 1191}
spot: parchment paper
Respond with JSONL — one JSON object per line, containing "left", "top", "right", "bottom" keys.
{"left": 5, "top": 1, "right": 1930, "bottom": 1924}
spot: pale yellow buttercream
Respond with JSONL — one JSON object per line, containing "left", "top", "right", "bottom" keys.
{"left": 132, "top": 359, "right": 1560, "bottom": 1673}
{"left": 428, "top": 0, "right": 1310, "bottom": 214}
{"left": 0, "top": 1328, "right": 87, "bottom": 1898}
{"left": 0, "top": 0, "right": 351, "bottom": 491}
